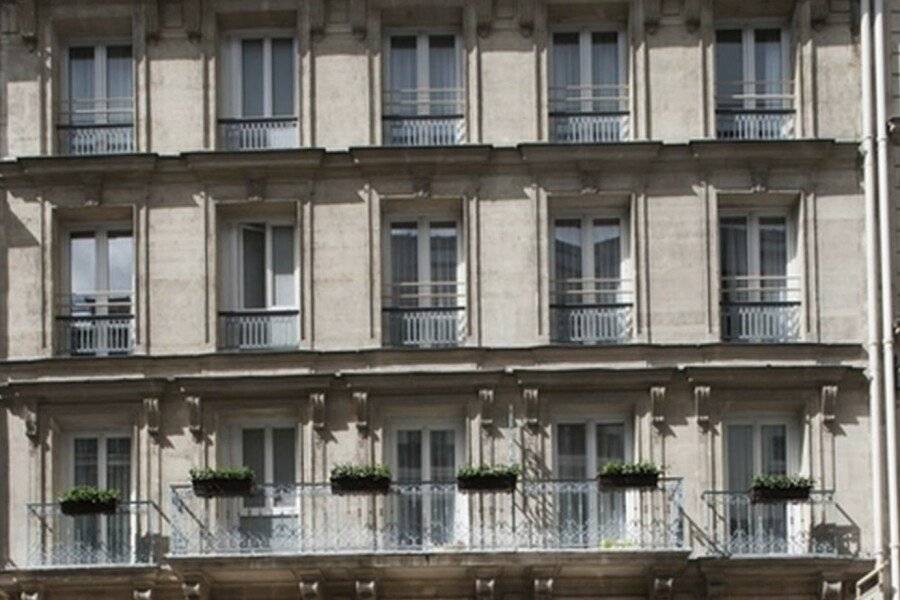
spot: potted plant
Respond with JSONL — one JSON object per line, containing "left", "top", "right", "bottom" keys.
{"left": 456, "top": 464, "right": 520, "bottom": 492}
{"left": 749, "top": 474, "right": 813, "bottom": 503}
{"left": 597, "top": 462, "right": 661, "bottom": 489}
{"left": 59, "top": 486, "right": 120, "bottom": 516}
{"left": 330, "top": 464, "right": 392, "bottom": 495}
{"left": 190, "top": 466, "right": 255, "bottom": 498}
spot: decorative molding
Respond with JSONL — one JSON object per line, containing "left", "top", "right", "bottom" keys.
{"left": 299, "top": 581, "right": 321, "bottom": 600}
{"left": 246, "top": 178, "right": 266, "bottom": 202}
{"left": 80, "top": 175, "right": 104, "bottom": 206}
{"left": 475, "top": 578, "right": 495, "bottom": 600}
{"left": 651, "top": 576, "right": 674, "bottom": 599}
{"left": 133, "top": 589, "right": 153, "bottom": 600}
{"left": 183, "top": 0, "right": 201, "bottom": 40}
{"left": 309, "top": 0, "right": 325, "bottom": 40}
{"left": 750, "top": 168, "right": 769, "bottom": 193}
{"left": 145, "top": 0, "right": 161, "bottom": 41}
{"left": 517, "top": 0, "right": 534, "bottom": 37}
{"left": 355, "top": 580, "right": 376, "bottom": 600}
{"left": 349, "top": 0, "right": 367, "bottom": 40}
{"left": 311, "top": 392, "right": 327, "bottom": 431}
{"left": 478, "top": 388, "right": 494, "bottom": 428}
{"left": 821, "top": 385, "right": 838, "bottom": 425}
{"left": 24, "top": 403, "right": 38, "bottom": 444}
{"left": 694, "top": 386, "right": 711, "bottom": 428}
{"left": 353, "top": 391, "right": 369, "bottom": 432}
{"left": 650, "top": 386, "right": 666, "bottom": 426}
{"left": 683, "top": 0, "right": 700, "bottom": 32}
{"left": 810, "top": 0, "right": 830, "bottom": 29}
{"left": 476, "top": 0, "right": 492, "bottom": 37}
{"left": 19, "top": 592, "right": 40, "bottom": 600}
{"left": 523, "top": 388, "right": 539, "bottom": 428}
{"left": 143, "top": 397, "right": 160, "bottom": 440}
{"left": 185, "top": 395, "right": 202, "bottom": 440}
{"left": 534, "top": 578, "right": 553, "bottom": 600}
{"left": 643, "top": 0, "right": 661, "bottom": 34}
{"left": 820, "top": 579, "right": 842, "bottom": 600}
{"left": 16, "top": 0, "right": 36, "bottom": 49}
{"left": 181, "top": 581, "right": 205, "bottom": 600}
{"left": 412, "top": 176, "right": 432, "bottom": 199}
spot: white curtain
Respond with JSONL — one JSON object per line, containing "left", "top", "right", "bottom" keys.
{"left": 552, "top": 33, "right": 580, "bottom": 113}
{"left": 390, "top": 36, "right": 417, "bottom": 116}
{"left": 591, "top": 32, "right": 619, "bottom": 112}
{"left": 429, "top": 221, "right": 457, "bottom": 308}
{"left": 105, "top": 437, "right": 132, "bottom": 561}
{"left": 554, "top": 219, "right": 582, "bottom": 305}
{"left": 271, "top": 38, "right": 295, "bottom": 116}
{"left": 69, "top": 47, "right": 96, "bottom": 124}
{"left": 106, "top": 45, "right": 133, "bottom": 123}
{"left": 754, "top": 29, "right": 783, "bottom": 109}
{"left": 241, "top": 39, "right": 265, "bottom": 117}
{"left": 390, "top": 223, "right": 419, "bottom": 307}
{"left": 720, "top": 217, "right": 749, "bottom": 302}
{"left": 715, "top": 30, "right": 744, "bottom": 110}
{"left": 592, "top": 219, "right": 621, "bottom": 304}
{"left": 759, "top": 217, "right": 787, "bottom": 301}
{"left": 271, "top": 226, "right": 295, "bottom": 307}
{"left": 428, "top": 35, "right": 457, "bottom": 116}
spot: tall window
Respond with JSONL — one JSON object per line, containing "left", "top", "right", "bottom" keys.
{"left": 715, "top": 27, "right": 793, "bottom": 140}
{"left": 220, "top": 35, "right": 297, "bottom": 150}
{"left": 60, "top": 44, "right": 134, "bottom": 155}
{"left": 551, "top": 216, "right": 631, "bottom": 344}
{"left": 550, "top": 31, "right": 628, "bottom": 142}
{"left": 383, "top": 218, "right": 464, "bottom": 347}
{"left": 719, "top": 213, "right": 799, "bottom": 342}
{"left": 59, "top": 228, "right": 134, "bottom": 356}
{"left": 383, "top": 33, "right": 463, "bottom": 146}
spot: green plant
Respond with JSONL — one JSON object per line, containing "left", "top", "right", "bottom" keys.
{"left": 59, "top": 485, "right": 120, "bottom": 504}
{"left": 751, "top": 474, "right": 813, "bottom": 490}
{"left": 598, "top": 461, "right": 662, "bottom": 477}
{"left": 189, "top": 466, "right": 254, "bottom": 481}
{"left": 457, "top": 464, "right": 521, "bottom": 478}
{"left": 330, "top": 464, "right": 392, "bottom": 480}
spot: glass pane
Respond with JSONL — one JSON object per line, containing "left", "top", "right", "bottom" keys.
{"left": 554, "top": 219, "right": 583, "bottom": 305}
{"left": 107, "top": 232, "right": 133, "bottom": 315}
{"left": 552, "top": 33, "right": 580, "bottom": 113}
{"left": 429, "top": 430, "right": 456, "bottom": 481}
{"left": 242, "top": 428, "right": 266, "bottom": 480}
{"left": 715, "top": 30, "right": 744, "bottom": 109}
{"left": 430, "top": 221, "right": 458, "bottom": 308}
{"left": 69, "top": 47, "right": 96, "bottom": 124}
{"left": 593, "top": 219, "right": 621, "bottom": 304}
{"left": 596, "top": 423, "right": 626, "bottom": 539}
{"left": 272, "top": 226, "right": 295, "bottom": 307}
{"left": 70, "top": 233, "right": 97, "bottom": 311}
{"left": 727, "top": 424, "right": 755, "bottom": 490}
{"left": 754, "top": 29, "right": 784, "bottom": 109}
{"left": 761, "top": 425, "right": 788, "bottom": 476}
{"left": 759, "top": 217, "right": 787, "bottom": 301}
{"left": 106, "top": 45, "right": 133, "bottom": 123}
{"left": 106, "top": 437, "right": 131, "bottom": 495}
{"left": 271, "top": 38, "right": 294, "bottom": 116}
{"left": 74, "top": 438, "right": 99, "bottom": 487}
{"left": 272, "top": 428, "right": 296, "bottom": 484}
{"left": 720, "top": 217, "right": 749, "bottom": 302}
{"left": 397, "top": 430, "right": 423, "bottom": 482}
{"left": 389, "top": 36, "right": 417, "bottom": 116}
{"left": 242, "top": 227, "right": 266, "bottom": 309}
{"left": 591, "top": 32, "right": 619, "bottom": 112}
{"left": 390, "top": 222, "right": 419, "bottom": 307}
{"left": 429, "top": 35, "right": 457, "bottom": 116}
{"left": 242, "top": 39, "right": 265, "bottom": 117}
{"left": 596, "top": 423, "right": 625, "bottom": 467}
{"left": 557, "top": 423, "right": 587, "bottom": 479}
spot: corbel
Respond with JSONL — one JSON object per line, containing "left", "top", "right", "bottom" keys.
{"left": 650, "top": 386, "right": 666, "bottom": 427}
{"left": 80, "top": 175, "right": 104, "bottom": 206}
{"left": 643, "top": 0, "right": 661, "bottom": 35}
{"left": 821, "top": 385, "right": 838, "bottom": 425}
{"left": 246, "top": 178, "right": 266, "bottom": 202}
{"left": 143, "top": 397, "right": 160, "bottom": 440}
{"left": 145, "top": 0, "right": 161, "bottom": 42}
{"left": 353, "top": 391, "right": 369, "bottom": 432}
{"left": 24, "top": 401, "right": 38, "bottom": 445}
{"left": 309, "top": 0, "right": 326, "bottom": 41}
{"left": 475, "top": 578, "right": 495, "bottom": 600}
{"left": 683, "top": 0, "right": 700, "bottom": 33}
{"left": 16, "top": 0, "right": 36, "bottom": 50}
{"left": 651, "top": 577, "right": 674, "bottom": 600}
{"left": 299, "top": 581, "right": 321, "bottom": 600}
{"left": 478, "top": 388, "right": 494, "bottom": 428}
{"left": 355, "top": 580, "right": 376, "bottom": 600}
{"left": 517, "top": 0, "right": 534, "bottom": 37}
{"left": 311, "top": 392, "right": 327, "bottom": 431}
{"left": 749, "top": 167, "right": 769, "bottom": 193}
{"left": 579, "top": 172, "right": 601, "bottom": 195}
{"left": 183, "top": 0, "right": 201, "bottom": 41}
{"left": 694, "top": 385, "right": 711, "bottom": 428}
{"left": 810, "top": 0, "right": 829, "bottom": 30}
{"left": 533, "top": 578, "right": 553, "bottom": 600}
{"left": 349, "top": 0, "right": 367, "bottom": 40}
{"left": 476, "top": 0, "right": 493, "bottom": 38}
{"left": 523, "top": 388, "right": 539, "bottom": 429}
{"left": 185, "top": 395, "right": 202, "bottom": 440}
{"left": 19, "top": 592, "right": 40, "bottom": 600}
{"left": 181, "top": 580, "right": 206, "bottom": 600}
{"left": 820, "top": 579, "right": 843, "bottom": 600}
{"left": 412, "top": 176, "right": 432, "bottom": 200}
{"left": 133, "top": 589, "right": 153, "bottom": 600}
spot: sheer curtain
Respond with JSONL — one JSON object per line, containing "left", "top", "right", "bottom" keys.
{"left": 592, "top": 219, "right": 621, "bottom": 304}
{"left": 428, "top": 430, "right": 456, "bottom": 545}
{"left": 390, "top": 37, "right": 417, "bottom": 116}
{"left": 70, "top": 233, "right": 97, "bottom": 314}
{"left": 390, "top": 223, "right": 419, "bottom": 307}
{"left": 271, "top": 227, "right": 295, "bottom": 307}
{"left": 241, "top": 227, "right": 266, "bottom": 309}
{"left": 271, "top": 39, "right": 295, "bottom": 116}
{"left": 715, "top": 30, "right": 744, "bottom": 110}
{"left": 591, "top": 33, "right": 619, "bottom": 112}
{"left": 596, "top": 424, "right": 626, "bottom": 536}
{"left": 107, "top": 232, "right": 133, "bottom": 314}
{"left": 552, "top": 33, "right": 580, "bottom": 113}
{"left": 69, "top": 47, "right": 96, "bottom": 124}
{"left": 241, "top": 40, "right": 265, "bottom": 117}
{"left": 429, "top": 35, "right": 457, "bottom": 116}
{"left": 105, "top": 437, "right": 132, "bottom": 562}
{"left": 754, "top": 29, "right": 783, "bottom": 109}
{"left": 759, "top": 217, "right": 787, "bottom": 302}
{"left": 554, "top": 219, "right": 582, "bottom": 305}
{"left": 720, "top": 217, "right": 749, "bottom": 302}
{"left": 557, "top": 424, "right": 588, "bottom": 546}
{"left": 429, "top": 222, "right": 458, "bottom": 308}
{"left": 106, "top": 46, "right": 133, "bottom": 123}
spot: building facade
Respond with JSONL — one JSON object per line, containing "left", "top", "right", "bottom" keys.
{"left": 0, "top": 0, "right": 878, "bottom": 598}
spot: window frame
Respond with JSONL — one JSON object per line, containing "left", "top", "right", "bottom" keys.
{"left": 224, "top": 219, "right": 299, "bottom": 312}
{"left": 713, "top": 22, "right": 791, "bottom": 110}
{"left": 722, "top": 414, "right": 803, "bottom": 492}
{"left": 64, "top": 429, "right": 134, "bottom": 497}
{"left": 60, "top": 222, "right": 135, "bottom": 313}
{"left": 718, "top": 207, "right": 799, "bottom": 295}
{"left": 551, "top": 414, "right": 634, "bottom": 479}
{"left": 60, "top": 39, "right": 135, "bottom": 124}
{"left": 548, "top": 26, "right": 628, "bottom": 115}
{"left": 220, "top": 30, "right": 299, "bottom": 120}
{"left": 382, "top": 29, "right": 464, "bottom": 117}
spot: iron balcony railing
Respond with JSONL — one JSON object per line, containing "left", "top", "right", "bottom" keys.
{"left": 168, "top": 479, "right": 684, "bottom": 557}
{"left": 550, "top": 278, "right": 633, "bottom": 344}
{"left": 218, "top": 117, "right": 299, "bottom": 151}
{"left": 27, "top": 500, "right": 159, "bottom": 568}
{"left": 217, "top": 309, "right": 300, "bottom": 351}
{"left": 56, "top": 291, "right": 134, "bottom": 356}
{"left": 57, "top": 97, "right": 135, "bottom": 155}
{"left": 382, "top": 280, "right": 465, "bottom": 348}
{"left": 720, "top": 275, "right": 801, "bottom": 343}
{"left": 382, "top": 87, "right": 465, "bottom": 146}
{"left": 549, "top": 83, "right": 630, "bottom": 143}
{"left": 715, "top": 79, "right": 795, "bottom": 140}
{"left": 702, "top": 490, "right": 858, "bottom": 557}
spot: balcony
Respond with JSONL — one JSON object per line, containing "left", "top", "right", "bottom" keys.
{"left": 56, "top": 292, "right": 134, "bottom": 356}
{"left": 57, "top": 98, "right": 135, "bottom": 156}
{"left": 382, "top": 281, "right": 465, "bottom": 348}
{"left": 715, "top": 80, "right": 795, "bottom": 140}
{"left": 382, "top": 88, "right": 465, "bottom": 146}
{"left": 549, "top": 84, "right": 630, "bottom": 143}
{"left": 702, "top": 491, "right": 859, "bottom": 557}
{"left": 217, "top": 310, "right": 300, "bottom": 351}
{"left": 550, "top": 278, "right": 633, "bottom": 344}
{"left": 26, "top": 500, "right": 159, "bottom": 568}
{"left": 218, "top": 117, "right": 299, "bottom": 151}
{"left": 168, "top": 479, "right": 684, "bottom": 557}
{"left": 720, "top": 275, "right": 800, "bottom": 343}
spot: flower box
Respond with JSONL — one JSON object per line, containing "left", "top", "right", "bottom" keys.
{"left": 749, "top": 475, "right": 813, "bottom": 503}
{"left": 597, "top": 472, "right": 660, "bottom": 489}
{"left": 457, "top": 473, "right": 518, "bottom": 493}
{"left": 330, "top": 464, "right": 392, "bottom": 495}
{"left": 190, "top": 467, "right": 255, "bottom": 498}
{"left": 58, "top": 486, "right": 120, "bottom": 516}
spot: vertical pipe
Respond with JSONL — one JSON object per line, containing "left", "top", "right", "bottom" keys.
{"left": 862, "top": 0, "right": 886, "bottom": 573}
{"left": 875, "top": 0, "right": 900, "bottom": 595}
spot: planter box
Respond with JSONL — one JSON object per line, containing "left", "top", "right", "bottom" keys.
{"left": 598, "top": 473, "right": 660, "bottom": 489}
{"left": 750, "top": 486, "right": 812, "bottom": 503}
{"left": 60, "top": 498, "right": 118, "bottom": 516}
{"left": 192, "top": 477, "right": 255, "bottom": 498}
{"left": 457, "top": 473, "right": 518, "bottom": 493}
{"left": 330, "top": 475, "right": 391, "bottom": 495}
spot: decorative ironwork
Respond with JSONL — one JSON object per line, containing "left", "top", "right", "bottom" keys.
{"left": 714, "top": 79, "right": 795, "bottom": 140}
{"left": 217, "top": 310, "right": 300, "bottom": 351}
{"left": 218, "top": 117, "right": 299, "bottom": 151}
{"left": 382, "top": 87, "right": 465, "bottom": 146}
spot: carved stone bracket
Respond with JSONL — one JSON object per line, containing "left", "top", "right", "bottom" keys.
{"left": 349, "top": 0, "right": 367, "bottom": 40}
{"left": 475, "top": 578, "right": 495, "bottom": 600}
{"left": 311, "top": 392, "right": 327, "bottom": 431}
{"left": 523, "top": 388, "right": 539, "bottom": 429}
{"left": 19, "top": 591, "right": 40, "bottom": 600}
{"left": 810, "top": 0, "right": 830, "bottom": 29}
{"left": 476, "top": 0, "right": 493, "bottom": 37}
{"left": 181, "top": 580, "right": 206, "bottom": 600}
{"left": 534, "top": 578, "right": 553, "bottom": 600}
{"left": 643, "top": 0, "right": 661, "bottom": 34}
{"left": 355, "top": 580, "right": 376, "bottom": 600}
{"left": 517, "top": 0, "right": 534, "bottom": 37}
{"left": 246, "top": 178, "right": 266, "bottom": 202}
{"left": 24, "top": 402, "right": 38, "bottom": 445}
{"left": 820, "top": 579, "right": 843, "bottom": 600}
{"left": 479, "top": 388, "right": 494, "bottom": 428}
{"left": 353, "top": 391, "right": 369, "bottom": 432}
{"left": 694, "top": 386, "right": 711, "bottom": 428}
{"left": 185, "top": 395, "right": 202, "bottom": 440}
{"left": 309, "top": 0, "right": 325, "bottom": 40}
{"left": 16, "top": 0, "right": 36, "bottom": 49}
{"left": 750, "top": 168, "right": 769, "bottom": 193}
{"left": 821, "top": 385, "right": 838, "bottom": 425}
{"left": 651, "top": 576, "right": 674, "bottom": 599}
{"left": 683, "top": 0, "right": 700, "bottom": 32}
{"left": 650, "top": 386, "right": 666, "bottom": 427}
{"left": 299, "top": 581, "right": 321, "bottom": 600}
{"left": 143, "top": 397, "right": 160, "bottom": 440}
{"left": 133, "top": 588, "right": 153, "bottom": 600}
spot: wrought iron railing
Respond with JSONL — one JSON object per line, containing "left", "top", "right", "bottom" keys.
{"left": 720, "top": 275, "right": 800, "bottom": 342}
{"left": 57, "top": 97, "right": 135, "bottom": 155}
{"left": 382, "top": 87, "right": 465, "bottom": 146}
{"left": 715, "top": 79, "right": 795, "bottom": 140}
{"left": 382, "top": 281, "right": 465, "bottom": 348}
{"left": 26, "top": 500, "right": 159, "bottom": 568}
{"left": 218, "top": 117, "right": 299, "bottom": 151}
{"left": 56, "top": 292, "right": 134, "bottom": 356}
{"left": 168, "top": 479, "right": 684, "bottom": 557}
{"left": 218, "top": 310, "right": 300, "bottom": 351}
{"left": 550, "top": 278, "right": 633, "bottom": 344}
{"left": 548, "top": 83, "right": 630, "bottom": 143}
{"left": 702, "top": 491, "right": 858, "bottom": 557}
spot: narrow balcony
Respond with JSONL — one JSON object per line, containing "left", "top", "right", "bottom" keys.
{"left": 549, "top": 84, "right": 630, "bottom": 143}
{"left": 56, "top": 292, "right": 134, "bottom": 356}
{"left": 715, "top": 80, "right": 795, "bottom": 140}
{"left": 217, "top": 309, "right": 300, "bottom": 351}
{"left": 702, "top": 491, "right": 859, "bottom": 557}
{"left": 720, "top": 275, "right": 801, "bottom": 343}
{"left": 550, "top": 278, "right": 633, "bottom": 344}
{"left": 382, "top": 88, "right": 465, "bottom": 146}
{"left": 382, "top": 281, "right": 465, "bottom": 348}
{"left": 26, "top": 500, "right": 159, "bottom": 568}
{"left": 168, "top": 479, "right": 684, "bottom": 557}
{"left": 217, "top": 117, "right": 299, "bottom": 151}
{"left": 57, "top": 98, "right": 135, "bottom": 156}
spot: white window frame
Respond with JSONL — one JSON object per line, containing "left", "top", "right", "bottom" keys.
{"left": 220, "top": 30, "right": 299, "bottom": 119}
{"left": 714, "top": 23, "right": 791, "bottom": 110}
{"left": 551, "top": 415, "right": 634, "bottom": 478}
{"left": 60, "top": 40, "right": 134, "bottom": 124}
{"left": 548, "top": 27, "right": 628, "bottom": 114}
{"left": 718, "top": 208, "right": 799, "bottom": 298}
{"left": 224, "top": 220, "right": 299, "bottom": 312}
{"left": 382, "top": 29, "right": 463, "bottom": 117}
{"left": 60, "top": 222, "right": 135, "bottom": 314}
{"left": 65, "top": 429, "right": 134, "bottom": 494}
{"left": 723, "top": 415, "right": 803, "bottom": 487}
{"left": 225, "top": 419, "right": 299, "bottom": 519}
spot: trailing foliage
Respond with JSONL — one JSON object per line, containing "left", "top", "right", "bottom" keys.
{"left": 330, "top": 464, "right": 392, "bottom": 480}
{"left": 59, "top": 485, "right": 120, "bottom": 504}
{"left": 751, "top": 474, "right": 813, "bottom": 490}
{"left": 457, "top": 464, "right": 521, "bottom": 479}
{"left": 189, "top": 466, "right": 254, "bottom": 482}
{"left": 598, "top": 461, "right": 662, "bottom": 477}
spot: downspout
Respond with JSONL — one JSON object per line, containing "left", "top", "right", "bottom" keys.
{"left": 862, "top": 0, "right": 887, "bottom": 578}
{"left": 874, "top": 0, "right": 900, "bottom": 595}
